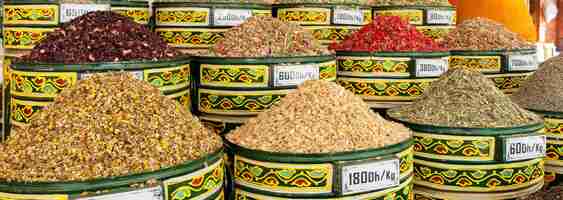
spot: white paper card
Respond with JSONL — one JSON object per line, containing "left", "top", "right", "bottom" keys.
{"left": 60, "top": 4, "right": 110, "bottom": 23}
{"left": 273, "top": 64, "right": 319, "bottom": 87}
{"left": 341, "top": 159, "right": 400, "bottom": 195}
{"left": 213, "top": 9, "right": 252, "bottom": 26}
{"left": 508, "top": 54, "right": 538, "bottom": 71}
{"left": 76, "top": 186, "right": 163, "bottom": 200}
{"left": 426, "top": 10, "right": 455, "bottom": 24}
{"left": 80, "top": 71, "right": 144, "bottom": 81}
{"left": 333, "top": 8, "right": 364, "bottom": 25}
{"left": 415, "top": 58, "right": 448, "bottom": 77}
{"left": 505, "top": 135, "right": 546, "bottom": 162}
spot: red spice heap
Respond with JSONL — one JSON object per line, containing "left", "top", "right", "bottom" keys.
{"left": 330, "top": 16, "right": 445, "bottom": 52}
{"left": 21, "top": 11, "right": 180, "bottom": 63}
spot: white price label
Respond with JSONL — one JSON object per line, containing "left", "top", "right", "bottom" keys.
{"left": 60, "top": 4, "right": 110, "bottom": 23}
{"left": 505, "top": 135, "right": 546, "bottom": 162}
{"left": 426, "top": 10, "right": 455, "bottom": 25}
{"left": 333, "top": 8, "right": 364, "bottom": 25}
{"left": 273, "top": 64, "right": 320, "bottom": 87}
{"left": 76, "top": 186, "right": 163, "bottom": 200}
{"left": 80, "top": 71, "right": 144, "bottom": 81}
{"left": 341, "top": 159, "right": 400, "bottom": 195}
{"left": 415, "top": 58, "right": 448, "bottom": 77}
{"left": 508, "top": 54, "right": 538, "bottom": 71}
{"left": 213, "top": 9, "right": 252, "bottom": 26}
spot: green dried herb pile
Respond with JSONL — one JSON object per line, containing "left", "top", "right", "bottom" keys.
{"left": 0, "top": 74, "right": 222, "bottom": 182}
{"left": 511, "top": 56, "right": 563, "bottom": 113}
{"left": 227, "top": 80, "right": 411, "bottom": 154}
{"left": 388, "top": 68, "right": 541, "bottom": 128}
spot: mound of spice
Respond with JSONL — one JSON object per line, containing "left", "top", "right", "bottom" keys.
{"left": 212, "top": 16, "right": 331, "bottom": 57}
{"left": 443, "top": 17, "right": 534, "bottom": 51}
{"left": 388, "top": 68, "right": 541, "bottom": 128}
{"left": 0, "top": 74, "right": 222, "bottom": 182}
{"left": 330, "top": 16, "right": 445, "bottom": 52}
{"left": 373, "top": 0, "right": 451, "bottom": 6}
{"left": 20, "top": 11, "right": 180, "bottom": 63}
{"left": 227, "top": 80, "right": 411, "bottom": 154}
{"left": 511, "top": 56, "right": 563, "bottom": 113}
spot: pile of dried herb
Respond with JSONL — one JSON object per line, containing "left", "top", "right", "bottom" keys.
{"left": 0, "top": 74, "right": 222, "bottom": 182}
{"left": 330, "top": 16, "right": 445, "bottom": 52}
{"left": 227, "top": 80, "right": 411, "bottom": 154}
{"left": 511, "top": 56, "right": 563, "bottom": 113}
{"left": 20, "top": 11, "right": 180, "bottom": 63}
{"left": 278, "top": 0, "right": 374, "bottom": 5}
{"left": 163, "top": 0, "right": 277, "bottom": 4}
{"left": 373, "top": 0, "right": 451, "bottom": 6}
{"left": 211, "top": 16, "right": 331, "bottom": 57}
{"left": 388, "top": 68, "right": 541, "bottom": 128}
{"left": 443, "top": 17, "right": 534, "bottom": 51}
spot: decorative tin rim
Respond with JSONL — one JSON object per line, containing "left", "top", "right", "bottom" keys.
{"left": 0, "top": 149, "right": 223, "bottom": 194}
{"left": 153, "top": 2, "right": 272, "bottom": 8}
{"left": 450, "top": 49, "right": 537, "bottom": 55}
{"left": 224, "top": 138, "right": 412, "bottom": 163}
{"left": 193, "top": 55, "right": 335, "bottom": 65}
{"left": 3, "top": 0, "right": 59, "bottom": 5}
{"left": 372, "top": 5, "right": 455, "bottom": 10}
{"left": 335, "top": 51, "right": 450, "bottom": 57}
{"left": 110, "top": 0, "right": 149, "bottom": 7}
{"left": 11, "top": 57, "right": 191, "bottom": 72}
{"left": 386, "top": 112, "right": 544, "bottom": 136}
{"left": 529, "top": 109, "right": 563, "bottom": 119}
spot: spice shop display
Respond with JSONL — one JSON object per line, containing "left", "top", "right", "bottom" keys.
{"left": 193, "top": 16, "right": 336, "bottom": 135}
{"left": 444, "top": 17, "right": 538, "bottom": 94}
{"left": 0, "top": 74, "right": 225, "bottom": 200}
{"left": 225, "top": 80, "right": 414, "bottom": 199}
{"left": 153, "top": 2, "right": 272, "bottom": 53}
{"left": 372, "top": 0, "right": 455, "bottom": 41}
{"left": 331, "top": 16, "right": 448, "bottom": 109}
{"left": 511, "top": 56, "right": 563, "bottom": 197}
{"left": 7, "top": 11, "right": 190, "bottom": 136}
{"left": 274, "top": 2, "right": 372, "bottom": 46}
{"left": 387, "top": 68, "right": 545, "bottom": 199}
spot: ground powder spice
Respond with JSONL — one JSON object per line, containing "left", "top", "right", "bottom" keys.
{"left": 0, "top": 74, "right": 222, "bottom": 182}
{"left": 373, "top": 0, "right": 451, "bottom": 6}
{"left": 388, "top": 68, "right": 541, "bottom": 128}
{"left": 211, "top": 16, "right": 331, "bottom": 57}
{"left": 511, "top": 56, "right": 563, "bottom": 113}
{"left": 227, "top": 80, "right": 412, "bottom": 154}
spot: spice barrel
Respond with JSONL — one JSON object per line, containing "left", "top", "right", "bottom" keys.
{"left": 530, "top": 110, "right": 563, "bottom": 193}
{"left": 191, "top": 56, "right": 337, "bottom": 133}
{"left": 0, "top": 150, "right": 225, "bottom": 200}
{"left": 449, "top": 49, "right": 538, "bottom": 94}
{"left": 372, "top": 6, "right": 456, "bottom": 40}
{"left": 386, "top": 115, "right": 546, "bottom": 200}
{"left": 153, "top": 2, "right": 272, "bottom": 52}
{"left": 2, "top": 0, "right": 58, "bottom": 51}
{"left": 224, "top": 138, "right": 414, "bottom": 199}
{"left": 334, "top": 51, "right": 449, "bottom": 109}
{"left": 274, "top": 4, "right": 372, "bottom": 46}
{"left": 7, "top": 58, "right": 191, "bottom": 134}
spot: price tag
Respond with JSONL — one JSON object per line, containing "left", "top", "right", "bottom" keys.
{"left": 273, "top": 64, "right": 320, "bottom": 87}
{"left": 80, "top": 71, "right": 144, "bottom": 81}
{"left": 426, "top": 10, "right": 455, "bottom": 25}
{"left": 333, "top": 8, "right": 364, "bottom": 25}
{"left": 213, "top": 9, "right": 252, "bottom": 26}
{"left": 76, "top": 187, "right": 163, "bottom": 200}
{"left": 504, "top": 135, "right": 546, "bottom": 162}
{"left": 508, "top": 54, "right": 538, "bottom": 71}
{"left": 60, "top": 4, "right": 110, "bottom": 23}
{"left": 415, "top": 58, "right": 448, "bottom": 77}
{"left": 341, "top": 159, "right": 400, "bottom": 195}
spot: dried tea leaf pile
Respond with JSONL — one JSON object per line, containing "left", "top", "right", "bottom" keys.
{"left": 373, "top": 0, "right": 451, "bottom": 6}
{"left": 511, "top": 56, "right": 563, "bottom": 113}
{"left": 21, "top": 11, "right": 180, "bottom": 63}
{"left": 212, "top": 16, "right": 331, "bottom": 57}
{"left": 0, "top": 74, "right": 222, "bottom": 182}
{"left": 388, "top": 68, "right": 541, "bottom": 128}
{"left": 443, "top": 17, "right": 534, "bottom": 51}
{"left": 227, "top": 80, "right": 411, "bottom": 154}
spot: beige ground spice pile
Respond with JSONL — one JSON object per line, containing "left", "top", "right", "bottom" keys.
{"left": 512, "top": 56, "right": 563, "bottom": 113}
{"left": 226, "top": 80, "right": 411, "bottom": 154}
{"left": 0, "top": 74, "right": 222, "bottom": 182}
{"left": 388, "top": 68, "right": 542, "bottom": 128}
